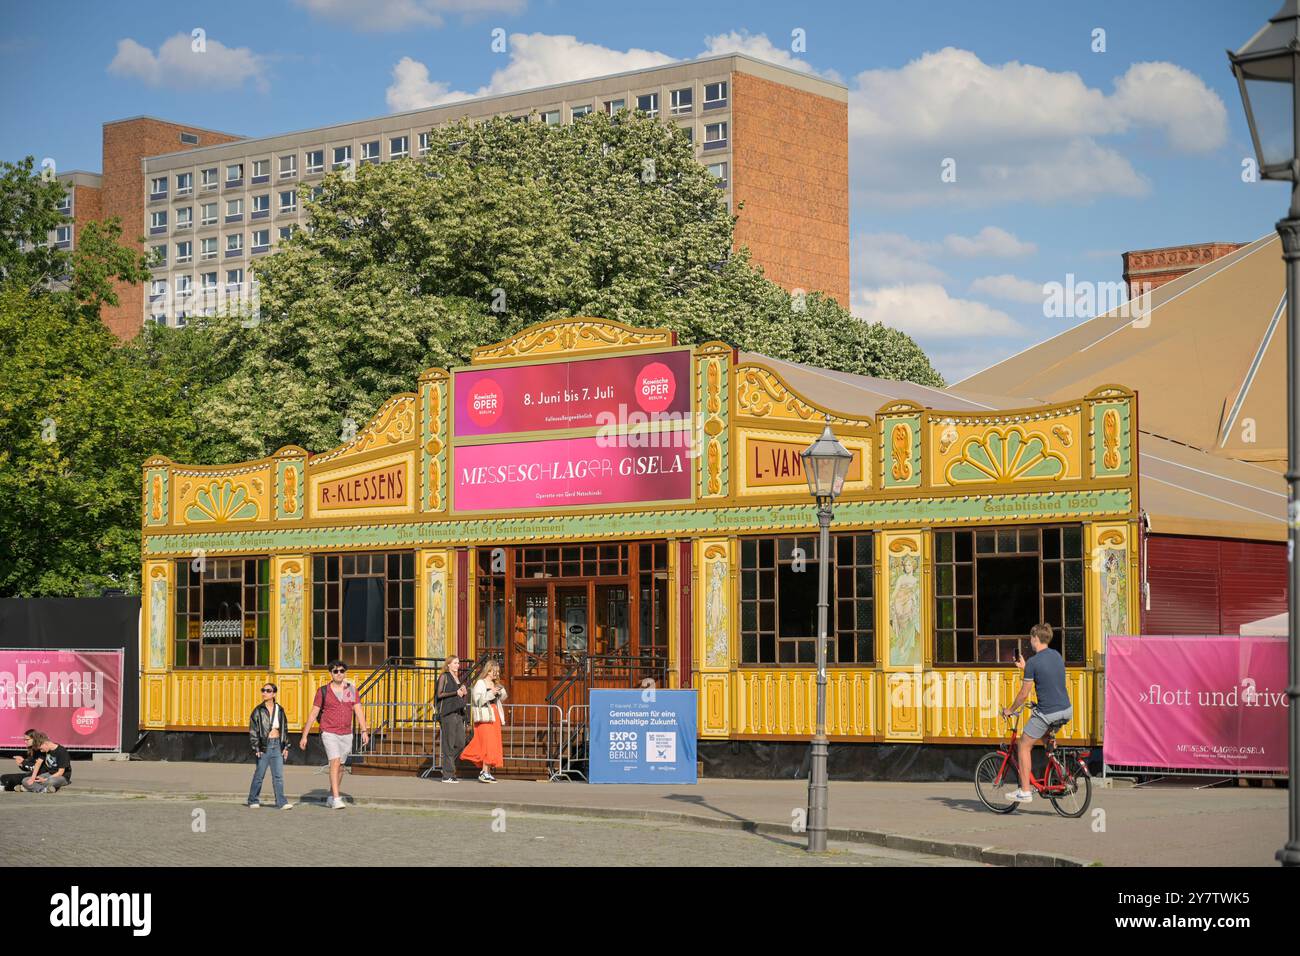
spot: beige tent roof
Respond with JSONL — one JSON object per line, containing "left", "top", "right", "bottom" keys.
{"left": 743, "top": 349, "right": 1288, "bottom": 543}
{"left": 957, "top": 235, "right": 1287, "bottom": 471}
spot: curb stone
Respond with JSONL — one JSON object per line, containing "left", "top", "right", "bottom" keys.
{"left": 72, "top": 784, "right": 1097, "bottom": 867}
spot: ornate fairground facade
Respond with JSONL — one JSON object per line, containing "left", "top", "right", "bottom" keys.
{"left": 139, "top": 317, "right": 1141, "bottom": 761}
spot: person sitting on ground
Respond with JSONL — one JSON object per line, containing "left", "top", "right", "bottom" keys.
{"left": 1000, "top": 622, "right": 1073, "bottom": 804}
{"left": 24, "top": 734, "right": 72, "bottom": 794}
{"left": 3, "top": 729, "right": 42, "bottom": 792}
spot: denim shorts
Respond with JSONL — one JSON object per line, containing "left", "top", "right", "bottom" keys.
{"left": 1025, "top": 706, "right": 1072, "bottom": 740}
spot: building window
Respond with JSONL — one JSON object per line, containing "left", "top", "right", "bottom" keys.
{"left": 176, "top": 274, "right": 192, "bottom": 295}
{"left": 604, "top": 98, "right": 625, "bottom": 115}
{"left": 332, "top": 145, "right": 352, "bottom": 170}
{"left": 150, "top": 278, "right": 167, "bottom": 299}
{"left": 226, "top": 163, "right": 243, "bottom": 183}
{"left": 201, "top": 271, "right": 218, "bottom": 289}
{"left": 176, "top": 206, "right": 192, "bottom": 229}
{"left": 149, "top": 210, "right": 168, "bottom": 234}
{"left": 636, "top": 92, "right": 659, "bottom": 118}
{"left": 201, "top": 202, "right": 218, "bottom": 226}
{"left": 279, "top": 155, "right": 297, "bottom": 179}
{"left": 251, "top": 229, "right": 270, "bottom": 253}
{"left": 200, "top": 237, "right": 217, "bottom": 260}
{"left": 707, "top": 161, "right": 728, "bottom": 187}
{"left": 56, "top": 193, "right": 72, "bottom": 214}
{"left": 251, "top": 193, "right": 270, "bottom": 219}
{"left": 681, "top": 125, "right": 694, "bottom": 144}
{"left": 176, "top": 172, "right": 193, "bottom": 195}
{"left": 740, "top": 533, "right": 875, "bottom": 666}
{"left": 638, "top": 542, "right": 670, "bottom": 663}
{"left": 176, "top": 240, "right": 192, "bottom": 263}
{"left": 312, "top": 552, "right": 416, "bottom": 667}
{"left": 310, "top": 185, "right": 324, "bottom": 200}
{"left": 305, "top": 150, "right": 324, "bottom": 174}
{"left": 150, "top": 244, "right": 166, "bottom": 266}
{"left": 670, "top": 87, "right": 693, "bottom": 114}
{"left": 225, "top": 198, "right": 243, "bottom": 222}
{"left": 360, "top": 140, "right": 380, "bottom": 165}
{"left": 180, "top": 132, "right": 199, "bottom": 146}
{"left": 278, "top": 225, "right": 297, "bottom": 241}
{"left": 54, "top": 225, "right": 72, "bottom": 247}
{"left": 201, "top": 167, "right": 218, "bottom": 189}
{"left": 704, "top": 80, "right": 728, "bottom": 110}
{"left": 418, "top": 132, "right": 431, "bottom": 155}
{"left": 704, "top": 121, "right": 728, "bottom": 150}
{"left": 571, "top": 104, "right": 592, "bottom": 119}
{"left": 226, "top": 233, "right": 243, "bottom": 253}
{"left": 149, "top": 176, "right": 168, "bottom": 200}
{"left": 174, "top": 557, "right": 270, "bottom": 668}
{"left": 226, "top": 267, "right": 243, "bottom": 291}
{"left": 251, "top": 159, "right": 270, "bottom": 183}
{"left": 541, "top": 110, "right": 561, "bottom": 126}
{"left": 279, "top": 189, "right": 297, "bottom": 213}
{"left": 933, "top": 525, "right": 1086, "bottom": 667}
{"left": 389, "top": 135, "right": 409, "bottom": 158}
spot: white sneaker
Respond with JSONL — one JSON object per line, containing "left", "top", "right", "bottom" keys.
{"left": 247, "top": 803, "right": 260, "bottom": 809}
{"left": 441, "top": 777, "right": 459, "bottom": 784}
{"left": 279, "top": 803, "right": 294, "bottom": 810}
{"left": 1011, "top": 789, "right": 1034, "bottom": 803}
{"left": 330, "top": 796, "right": 346, "bottom": 809}
{"left": 478, "top": 770, "right": 492, "bottom": 783}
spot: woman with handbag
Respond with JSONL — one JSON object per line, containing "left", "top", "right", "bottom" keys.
{"left": 247, "top": 682, "right": 293, "bottom": 809}
{"left": 460, "top": 661, "right": 507, "bottom": 783}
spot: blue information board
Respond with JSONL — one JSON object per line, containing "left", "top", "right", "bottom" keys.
{"left": 588, "top": 689, "right": 698, "bottom": 784}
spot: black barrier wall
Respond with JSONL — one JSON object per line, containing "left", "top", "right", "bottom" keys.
{"left": 0, "top": 596, "right": 140, "bottom": 751}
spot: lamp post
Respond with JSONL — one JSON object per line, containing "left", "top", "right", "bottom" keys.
{"left": 1229, "top": 0, "right": 1300, "bottom": 867}
{"left": 800, "top": 417, "right": 853, "bottom": 853}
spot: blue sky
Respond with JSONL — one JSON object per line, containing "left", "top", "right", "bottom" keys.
{"left": 0, "top": 0, "right": 1286, "bottom": 381}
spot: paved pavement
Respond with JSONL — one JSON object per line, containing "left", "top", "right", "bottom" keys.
{"left": 16, "top": 760, "right": 1288, "bottom": 866}
{"left": 0, "top": 791, "right": 975, "bottom": 867}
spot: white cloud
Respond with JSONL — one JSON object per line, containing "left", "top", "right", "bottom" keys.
{"left": 852, "top": 283, "right": 1023, "bottom": 339}
{"left": 847, "top": 47, "right": 1225, "bottom": 207}
{"left": 968, "top": 274, "right": 1045, "bottom": 304}
{"left": 852, "top": 232, "right": 945, "bottom": 285}
{"left": 108, "top": 34, "right": 269, "bottom": 91}
{"left": 294, "top": 0, "right": 526, "bottom": 32}
{"left": 387, "top": 33, "right": 676, "bottom": 111}
{"left": 944, "top": 226, "right": 1037, "bottom": 258}
{"left": 701, "top": 30, "right": 840, "bottom": 82}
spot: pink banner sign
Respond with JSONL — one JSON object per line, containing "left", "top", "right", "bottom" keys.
{"left": 0, "top": 649, "right": 123, "bottom": 750}
{"left": 454, "top": 349, "right": 691, "bottom": 438}
{"left": 1104, "top": 636, "right": 1288, "bottom": 773}
{"left": 454, "top": 432, "right": 693, "bottom": 512}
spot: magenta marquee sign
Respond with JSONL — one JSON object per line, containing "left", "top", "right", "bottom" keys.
{"left": 1103, "top": 635, "right": 1288, "bottom": 773}
{"left": 454, "top": 432, "right": 692, "bottom": 512}
{"left": 454, "top": 349, "right": 691, "bottom": 438}
{"left": 0, "top": 649, "right": 123, "bottom": 750}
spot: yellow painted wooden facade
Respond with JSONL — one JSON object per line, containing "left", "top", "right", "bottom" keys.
{"left": 141, "top": 317, "right": 1141, "bottom": 746}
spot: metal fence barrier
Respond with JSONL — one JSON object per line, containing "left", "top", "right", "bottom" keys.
{"left": 556, "top": 704, "right": 590, "bottom": 781}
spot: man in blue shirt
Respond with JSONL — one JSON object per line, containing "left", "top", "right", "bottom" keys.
{"left": 1000, "top": 623, "right": 1072, "bottom": 803}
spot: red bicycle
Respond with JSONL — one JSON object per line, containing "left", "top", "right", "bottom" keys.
{"left": 975, "top": 705, "right": 1092, "bottom": 818}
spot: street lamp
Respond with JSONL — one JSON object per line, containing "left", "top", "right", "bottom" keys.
{"left": 800, "top": 417, "right": 853, "bottom": 853}
{"left": 1229, "top": 0, "right": 1300, "bottom": 867}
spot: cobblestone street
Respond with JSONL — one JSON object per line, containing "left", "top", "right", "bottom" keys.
{"left": 0, "top": 791, "right": 978, "bottom": 867}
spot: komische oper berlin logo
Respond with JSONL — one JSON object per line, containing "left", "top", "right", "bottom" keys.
{"left": 49, "top": 887, "right": 151, "bottom": 936}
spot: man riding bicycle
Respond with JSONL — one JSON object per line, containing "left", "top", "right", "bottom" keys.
{"left": 999, "top": 623, "right": 1072, "bottom": 804}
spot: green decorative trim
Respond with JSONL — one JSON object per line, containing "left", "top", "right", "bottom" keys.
{"left": 144, "top": 467, "right": 170, "bottom": 527}
{"left": 274, "top": 460, "right": 304, "bottom": 521}
{"left": 143, "top": 489, "right": 1133, "bottom": 556}
{"left": 947, "top": 428, "right": 1065, "bottom": 484}
{"left": 1092, "top": 402, "right": 1131, "bottom": 478}
{"left": 880, "top": 414, "right": 922, "bottom": 489}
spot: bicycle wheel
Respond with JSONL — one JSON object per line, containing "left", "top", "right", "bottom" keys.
{"left": 1047, "top": 759, "right": 1092, "bottom": 818}
{"left": 975, "top": 752, "right": 1020, "bottom": 813}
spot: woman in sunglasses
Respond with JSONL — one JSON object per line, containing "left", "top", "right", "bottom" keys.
{"left": 247, "top": 682, "right": 293, "bottom": 809}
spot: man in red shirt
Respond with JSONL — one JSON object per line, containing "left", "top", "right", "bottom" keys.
{"left": 300, "top": 661, "right": 370, "bottom": 808}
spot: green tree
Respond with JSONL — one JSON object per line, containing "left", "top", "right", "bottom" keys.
{"left": 191, "top": 111, "right": 941, "bottom": 460}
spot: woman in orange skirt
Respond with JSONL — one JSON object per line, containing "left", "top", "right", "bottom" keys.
{"left": 461, "top": 661, "right": 507, "bottom": 782}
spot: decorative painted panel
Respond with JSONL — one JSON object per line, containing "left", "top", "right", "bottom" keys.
{"left": 926, "top": 669, "right": 1093, "bottom": 742}
{"left": 700, "top": 673, "right": 729, "bottom": 737}
{"left": 418, "top": 369, "right": 449, "bottom": 513}
{"left": 143, "top": 460, "right": 170, "bottom": 528}
{"left": 420, "top": 550, "right": 452, "bottom": 659}
{"left": 732, "top": 670, "right": 877, "bottom": 737}
{"left": 734, "top": 364, "right": 867, "bottom": 427}
{"left": 310, "top": 394, "right": 418, "bottom": 466}
{"left": 883, "top": 532, "right": 924, "bottom": 669}
{"left": 306, "top": 451, "right": 416, "bottom": 520}
{"left": 1091, "top": 401, "right": 1132, "bottom": 478}
{"left": 698, "top": 539, "right": 732, "bottom": 670}
{"left": 1089, "top": 522, "right": 1138, "bottom": 663}
{"left": 173, "top": 467, "right": 271, "bottom": 526}
{"left": 273, "top": 451, "right": 306, "bottom": 521}
{"left": 879, "top": 409, "right": 922, "bottom": 489}
{"left": 470, "top": 316, "right": 674, "bottom": 364}
{"left": 143, "top": 674, "right": 166, "bottom": 727}
{"left": 736, "top": 427, "right": 870, "bottom": 498}
{"left": 929, "top": 407, "right": 1082, "bottom": 487}
{"left": 144, "top": 561, "right": 171, "bottom": 670}
{"left": 696, "top": 342, "right": 731, "bottom": 499}
{"left": 275, "top": 556, "right": 305, "bottom": 670}
{"left": 883, "top": 670, "right": 924, "bottom": 740}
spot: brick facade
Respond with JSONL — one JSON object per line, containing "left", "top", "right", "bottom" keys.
{"left": 100, "top": 118, "right": 241, "bottom": 339}
{"left": 731, "top": 72, "right": 849, "bottom": 306}
{"left": 1122, "top": 241, "right": 1243, "bottom": 298}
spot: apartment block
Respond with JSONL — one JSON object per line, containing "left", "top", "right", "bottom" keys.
{"left": 67, "top": 54, "right": 848, "bottom": 336}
